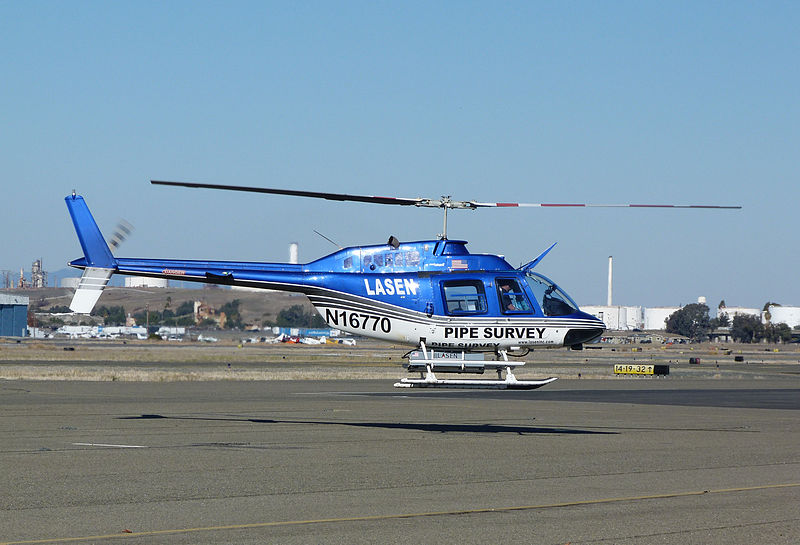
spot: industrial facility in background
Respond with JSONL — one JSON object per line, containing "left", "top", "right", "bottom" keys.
{"left": 6, "top": 259, "right": 49, "bottom": 289}
{"left": 581, "top": 257, "right": 800, "bottom": 333}
{"left": 585, "top": 257, "right": 714, "bottom": 331}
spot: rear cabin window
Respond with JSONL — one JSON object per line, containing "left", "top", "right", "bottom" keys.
{"left": 442, "top": 280, "right": 488, "bottom": 315}
{"left": 496, "top": 278, "right": 532, "bottom": 314}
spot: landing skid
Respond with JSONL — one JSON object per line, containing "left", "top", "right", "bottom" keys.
{"left": 394, "top": 343, "right": 557, "bottom": 390}
{"left": 394, "top": 375, "right": 558, "bottom": 390}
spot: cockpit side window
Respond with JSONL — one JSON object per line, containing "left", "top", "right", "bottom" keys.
{"left": 441, "top": 279, "right": 488, "bottom": 315}
{"left": 525, "top": 272, "right": 579, "bottom": 316}
{"left": 495, "top": 277, "right": 532, "bottom": 314}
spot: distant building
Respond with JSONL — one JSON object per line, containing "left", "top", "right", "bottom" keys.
{"left": 765, "top": 305, "right": 800, "bottom": 328}
{"left": 717, "top": 306, "right": 760, "bottom": 322}
{"left": 583, "top": 306, "right": 625, "bottom": 330}
{"left": 30, "top": 259, "right": 47, "bottom": 288}
{"left": 583, "top": 305, "right": 644, "bottom": 330}
{"left": 0, "top": 294, "right": 29, "bottom": 337}
{"left": 644, "top": 307, "right": 681, "bottom": 330}
{"left": 124, "top": 276, "right": 168, "bottom": 288}
{"left": 194, "top": 301, "right": 226, "bottom": 328}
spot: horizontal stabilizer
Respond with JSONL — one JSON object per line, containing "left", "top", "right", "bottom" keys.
{"left": 69, "top": 267, "right": 114, "bottom": 313}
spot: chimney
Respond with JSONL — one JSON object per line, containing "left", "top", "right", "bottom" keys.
{"left": 607, "top": 256, "right": 613, "bottom": 307}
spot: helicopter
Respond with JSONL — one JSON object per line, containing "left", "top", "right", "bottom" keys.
{"left": 65, "top": 181, "right": 740, "bottom": 390}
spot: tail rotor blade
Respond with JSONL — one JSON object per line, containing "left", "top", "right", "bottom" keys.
{"left": 108, "top": 220, "right": 134, "bottom": 251}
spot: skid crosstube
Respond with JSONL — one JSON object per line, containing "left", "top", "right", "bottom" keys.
{"left": 399, "top": 343, "right": 557, "bottom": 389}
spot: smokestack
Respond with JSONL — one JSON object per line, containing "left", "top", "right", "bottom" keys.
{"left": 607, "top": 256, "right": 613, "bottom": 307}
{"left": 289, "top": 242, "right": 299, "bottom": 265}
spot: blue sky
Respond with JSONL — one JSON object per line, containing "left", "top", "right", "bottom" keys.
{"left": 1, "top": 1, "right": 798, "bottom": 309}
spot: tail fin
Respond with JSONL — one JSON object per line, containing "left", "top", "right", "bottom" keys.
{"left": 65, "top": 193, "right": 116, "bottom": 268}
{"left": 65, "top": 193, "right": 116, "bottom": 313}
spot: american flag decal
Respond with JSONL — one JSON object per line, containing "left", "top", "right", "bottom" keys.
{"left": 451, "top": 259, "right": 468, "bottom": 270}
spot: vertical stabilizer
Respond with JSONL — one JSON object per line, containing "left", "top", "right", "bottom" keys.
{"left": 65, "top": 194, "right": 115, "bottom": 268}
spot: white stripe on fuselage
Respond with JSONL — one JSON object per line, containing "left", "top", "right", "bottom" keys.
{"left": 316, "top": 301, "right": 598, "bottom": 350}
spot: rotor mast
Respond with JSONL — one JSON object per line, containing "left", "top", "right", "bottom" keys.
{"left": 417, "top": 195, "right": 478, "bottom": 240}
{"left": 441, "top": 196, "right": 450, "bottom": 239}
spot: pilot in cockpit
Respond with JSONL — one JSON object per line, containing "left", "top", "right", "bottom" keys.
{"left": 499, "top": 281, "right": 521, "bottom": 311}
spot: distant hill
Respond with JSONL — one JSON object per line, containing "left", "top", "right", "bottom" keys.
{"left": 2, "top": 286, "right": 315, "bottom": 328}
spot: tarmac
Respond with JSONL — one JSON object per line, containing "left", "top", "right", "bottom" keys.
{"left": 2, "top": 373, "right": 799, "bottom": 544}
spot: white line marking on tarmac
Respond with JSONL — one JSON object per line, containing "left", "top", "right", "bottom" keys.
{"left": 72, "top": 443, "right": 148, "bottom": 448}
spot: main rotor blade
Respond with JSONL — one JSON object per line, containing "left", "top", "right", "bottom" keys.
{"left": 152, "top": 181, "right": 741, "bottom": 210}
{"left": 151, "top": 180, "right": 425, "bottom": 207}
{"left": 469, "top": 201, "right": 742, "bottom": 209}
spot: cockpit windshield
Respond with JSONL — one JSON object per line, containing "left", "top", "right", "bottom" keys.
{"left": 525, "top": 272, "right": 580, "bottom": 316}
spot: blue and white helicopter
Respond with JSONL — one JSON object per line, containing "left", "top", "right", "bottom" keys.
{"left": 66, "top": 181, "right": 739, "bottom": 390}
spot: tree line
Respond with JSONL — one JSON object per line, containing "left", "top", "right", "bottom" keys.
{"left": 665, "top": 303, "right": 794, "bottom": 343}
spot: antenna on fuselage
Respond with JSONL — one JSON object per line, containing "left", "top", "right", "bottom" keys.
{"left": 313, "top": 229, "right": 343, "bottom": 250}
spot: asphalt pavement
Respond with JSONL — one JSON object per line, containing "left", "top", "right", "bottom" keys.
{"left": 2, "top": 377, "right": 799, "bottom": 544}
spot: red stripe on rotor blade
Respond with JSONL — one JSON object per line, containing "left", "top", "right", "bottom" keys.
{"left": 495, "top": 203, "right": 520, "bottom": 207}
